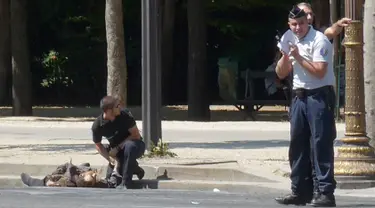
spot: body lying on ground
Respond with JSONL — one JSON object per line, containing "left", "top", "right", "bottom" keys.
{"left": 20, "top": 160, "right": 128, "bottom": 188}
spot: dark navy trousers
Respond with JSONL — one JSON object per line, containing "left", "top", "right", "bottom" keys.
{"left": 289, "top": 86, "right": 337, "bottom": 196}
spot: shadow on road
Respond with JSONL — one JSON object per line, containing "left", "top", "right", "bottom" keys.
{"left": 0, "top": 138, "right": 348, "bottom": 152}
{"left": 169, "top": 140, "right": 290, "bottom": 149}
{"left": 0, "top": 140, "right": 290, "bottom": 152}
{"left": 0, "top": 144, "right": 96, "bottom": 153}
{"left": 0, "top": 106, "right": 289, "bottom": 122}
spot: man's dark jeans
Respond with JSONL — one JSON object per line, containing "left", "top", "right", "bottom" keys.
{"left": 105, "top": 139, "right": 146, "bottom": 187}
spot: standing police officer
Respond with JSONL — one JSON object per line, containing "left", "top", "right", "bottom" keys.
{"left": 274, "top": 6, "right": 337, "bottom": 207}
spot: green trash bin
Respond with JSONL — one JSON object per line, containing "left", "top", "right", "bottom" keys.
{"left": 217, "top": 57, "right": 238, "bottom": 102}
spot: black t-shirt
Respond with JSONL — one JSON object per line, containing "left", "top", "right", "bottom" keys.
{"left": 91, "top": 109, "right": 136, "bottom": 147}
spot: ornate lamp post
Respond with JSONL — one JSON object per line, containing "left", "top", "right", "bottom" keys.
{"left": 335, "top": 0, "right": 375, "bottom": 188}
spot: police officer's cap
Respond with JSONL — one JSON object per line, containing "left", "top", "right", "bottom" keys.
{"left": 288, "top": 6, "right": 307, "bottom": 19}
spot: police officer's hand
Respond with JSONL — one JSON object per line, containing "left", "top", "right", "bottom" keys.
{"left": 289, "top": 45, "right": 300, "bottom": 59}
{"left": 280, "top": 51, "right": 289, "bottom": 60}
{"left": 337, "top": 17, "right": 352, "bottom": 27}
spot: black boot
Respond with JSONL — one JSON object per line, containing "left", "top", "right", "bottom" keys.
{"left": 20, "top": 173, "right": 45, "bottom": 187}
{"left": 275, "top": 193, "right": 311, "bottom": 205}
{"left": 310, "top": 193, "right": 336, "bottom": 207}
{"left": 134, "top": 166, "right": 145, "bottom": 180}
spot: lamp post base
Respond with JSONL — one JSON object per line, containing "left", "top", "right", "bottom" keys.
{"left": 335, "top": 136, "right": 375, "bottom": 189}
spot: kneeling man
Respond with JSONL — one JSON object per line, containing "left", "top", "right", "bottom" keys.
{"left": 92, "top": 96, "right": 146, "bottom": 189}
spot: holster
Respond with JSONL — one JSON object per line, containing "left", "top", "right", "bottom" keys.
{"left": 293, "top": 88, "right": 307, "bottom": 99}
{"left": 283, "top": 86, "right": 292, "bottom": 104}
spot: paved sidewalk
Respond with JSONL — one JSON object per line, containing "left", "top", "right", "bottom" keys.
{"left": 0, "top": 119, "right": 341, "bottom": 172}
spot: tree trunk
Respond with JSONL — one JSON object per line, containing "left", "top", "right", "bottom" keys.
{"left": 187, "top": 0, "right": 210, "bottom": 121}
{"left": 0, "top": 0, "right": 11, "bottom": 106}
{"left": 11, "top": 0, "right": 32, "bottom": 116}
{"left": 312, "top": 0, "right": 331, "bottom": 29}
{"left": 105, "top": 0, "right": 127, "bottom": 105}
{"left": 364, "top": 0, "right": 375, "bottom": 147}
{"left": 161, "top": 0, "right": 176, "bottom": 105}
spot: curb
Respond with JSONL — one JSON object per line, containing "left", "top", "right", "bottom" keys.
{"left": 273, "top": 169, "right": 375, "bottom": 190}
{"left": 0, "top": 177, "right": 285, "bottom": 194}
{"left": 0, "top": 163, "right": 281, "bottom": 194}
{"left": 4, "top": 163, "right": 375, "bottom": 190}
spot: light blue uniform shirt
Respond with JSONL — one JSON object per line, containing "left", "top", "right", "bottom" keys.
{"left": 277, "top": 26, "right": 336, "bottom": 90}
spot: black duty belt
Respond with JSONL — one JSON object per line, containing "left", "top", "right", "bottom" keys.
{"left": 292, "top": 85, "right": 333, "bottom": 99}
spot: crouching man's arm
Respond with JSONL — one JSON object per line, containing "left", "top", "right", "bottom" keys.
{"left": 95, "top": 142, "right": 111, "bottom": 162}
{"left": 92, "top": 128, "right": 111, "bottom": 163}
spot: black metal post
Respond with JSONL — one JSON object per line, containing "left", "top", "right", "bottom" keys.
{"left": 141, "top": 0, "right": 150, "bottom": 150}
{"left": 141, "top": 0, "right": 161, "bottom": 151}
{"left": 156, "top": 0, "right": 162, "bottom": 141}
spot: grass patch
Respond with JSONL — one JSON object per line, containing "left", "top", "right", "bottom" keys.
{"left": 143, "top": 140, "right": 177, "bottom": 158}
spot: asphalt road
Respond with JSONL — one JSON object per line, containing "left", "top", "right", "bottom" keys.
{"left": 0, "top": 126, "right": 345, "bottom": 144}
{"left": 0, "top": 187, "right": 374, "bottom": 208}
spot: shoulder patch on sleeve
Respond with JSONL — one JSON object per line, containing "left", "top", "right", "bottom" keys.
{"left": 320, "top": 47, "right": 328, "bottom": 57}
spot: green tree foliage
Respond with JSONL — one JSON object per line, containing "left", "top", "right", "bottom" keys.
{"left": 17, "top": 0, "right": 300, "bottom": 106}
{"left": 205, "top": 0, "right": 299, "bottom": 68}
